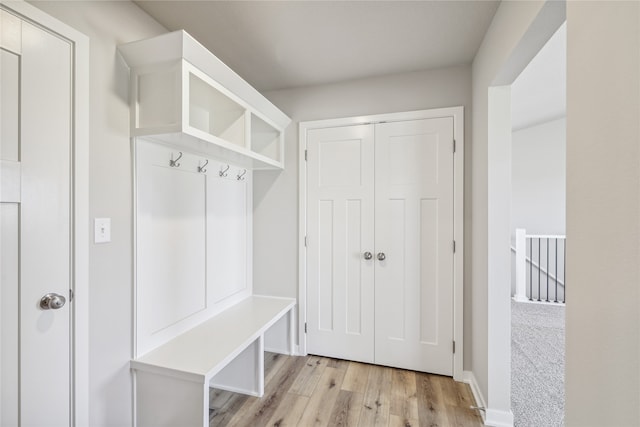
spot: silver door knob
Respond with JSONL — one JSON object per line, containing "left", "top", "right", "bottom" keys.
{"left": 377, "top": 252, "right": 386, "bottom": 261}
{"left": 40, "top": 293, "right": 66, "bottom": 310}
{"left": 363, "top": 251, "right": 373, "bottom": 260}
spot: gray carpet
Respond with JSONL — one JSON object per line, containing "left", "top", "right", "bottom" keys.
{"left": 511, "top": 301, "right": 565, "bottom": 427}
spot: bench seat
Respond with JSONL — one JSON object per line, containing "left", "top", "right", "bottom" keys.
{"left": 131, "top": 295, "right": 296, "bottom": 427}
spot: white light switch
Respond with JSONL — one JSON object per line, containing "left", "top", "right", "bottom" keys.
{"left": 94, "top": 218, "right": 111, "bottom": 243}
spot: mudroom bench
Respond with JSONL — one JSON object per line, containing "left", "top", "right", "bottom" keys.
{"left": 131, "top": 295, "right": 295, "bottom": 427}
{"left": 119, "top": 29, "right": 294, "bottom": 427}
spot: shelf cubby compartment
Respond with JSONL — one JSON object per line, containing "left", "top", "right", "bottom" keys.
{"left": 250, "top": 113, "right": 282, "bottom": 164}
{"left": 135, "top": 63, "right": 181, "bottom": 133}
{"left": 188, "top": 69, "right": 246, "bottom": 150}
{"left": 119, "top": 30, "right": 290, "bottom": 170}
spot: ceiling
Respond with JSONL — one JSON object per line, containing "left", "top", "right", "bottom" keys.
{"left": 134, "top": 0, "right": 500, "bottom": 92}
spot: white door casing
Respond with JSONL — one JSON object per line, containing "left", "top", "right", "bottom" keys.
{"left": 306, "top": 124, "right": 375, "bottom": 363}
{"left": 299, "top": 107, "right": 463, "bottom": 379}
{"left": 0, "top": 3, "right": 89, "bottom": 426}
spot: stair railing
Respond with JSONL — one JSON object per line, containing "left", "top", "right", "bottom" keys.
{"left": 514, "top": 228, "right": 566, "bottom": 303}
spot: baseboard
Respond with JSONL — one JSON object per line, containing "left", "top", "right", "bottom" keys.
{"left": 462, "top": 370, "right": 514, "bottom": 427}
{"left": 512, "top": 297, "right": 565, "bottom": 306}
{"left": 266, "top": 345, "right": 306, "bottom": 356}
{"left": 264, "top": 346, "right": 292, "bottom": 355}
{"left": 463, "top": 371, "right": 486, "bottom": 423}
{"left": 485, "top": 408, "right": 514, "bottom": 427}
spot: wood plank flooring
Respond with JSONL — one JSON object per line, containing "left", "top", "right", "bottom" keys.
{"left": 209, "top": 353, "right": 483, "bottom": 427}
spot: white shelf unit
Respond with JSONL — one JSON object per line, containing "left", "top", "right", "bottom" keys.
{"left": 119, "top": 30, "right": 290, "bottom": 170}
{"left": 121, "top": 31, "right": 295, "bottom": 427}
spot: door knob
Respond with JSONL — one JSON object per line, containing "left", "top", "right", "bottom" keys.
{"left": 377, "top": 252, "right": 386, "bottom": 261}
{"left": 40, "top": 293, "right": 66, "bottom": 310}
{"left": 363, "top": 251, "right": 373, "bottom": 260}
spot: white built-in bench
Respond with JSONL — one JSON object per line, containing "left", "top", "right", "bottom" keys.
{"left": 132, "top": 295, "right": 295, "bottom": 427}
{"left": 119, "top": 30, "right": 295, "bottom": 427}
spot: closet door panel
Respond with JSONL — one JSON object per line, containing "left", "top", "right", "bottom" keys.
{"left": 419, "top": 198, "right": 440, "bottom": 344}
{"left": 306, "top": 124, "right": 375, "bottom": 363}
{"left": 374, "top": 117, "right": 454, "bottom": 376}
{"left": 316, "top": 199, "right": 334, "bottom": 332}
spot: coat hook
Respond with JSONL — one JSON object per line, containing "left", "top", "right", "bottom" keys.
{"left": 198, "top": 159, "right": 209, "bottom": 173}
{"left": 169, "top": 151, "right": 183, "bottom": 168}
{"left": 219, "top": 164, "right": 230, "bottom": 177}
{"left": 237, "top": 169, "right": 247, "bottom": 181}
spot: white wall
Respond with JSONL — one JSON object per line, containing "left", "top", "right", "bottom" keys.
{"left": 565, "top": 2, "right": 640, "bottom": 425}
{"left": 471, "top": 0, "right": 545, "bottom": 412}
{"left": 257, "top": 65, "right": 472, "bottom": 362}
{"left": 477, "top": 2, "right": 640, "bottom": 425}
{"left": 28, "top": 2, "right": 166, "bottom": 426}
{"left": 511, "top": 114, "right": 566, "bottom": 237}
{"left": 471, "top": 1, "right": 565, "bottom": 424}
{"left": 510, "top": 23, "right": 566, "bottom": 132}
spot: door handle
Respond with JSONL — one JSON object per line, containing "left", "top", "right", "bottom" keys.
{"left": 40, "top": 293, "right": 66, "bottom": 310}
{"left": 377, "top": 252, "right": 386, "bottom": 261}
{"left": 363, "top": 251, "right": 373, "bottom": 260}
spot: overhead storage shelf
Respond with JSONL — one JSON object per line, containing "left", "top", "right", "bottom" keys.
{"left": 118, "top": 30, "right": 290, "bottom": 169}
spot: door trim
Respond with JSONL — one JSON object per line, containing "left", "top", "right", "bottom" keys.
{"left": 298, "top": 106, "right": 464, "bottom": 381}
{"left": 1, "top": 1, "right": 90, "bottom": 425}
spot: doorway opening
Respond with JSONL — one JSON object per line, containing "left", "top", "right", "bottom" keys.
{"left": 509, "top": 22, "right": 566, "bottom": 427}
{"left": 485, "top": 2, "right": 566, "bottom": 426}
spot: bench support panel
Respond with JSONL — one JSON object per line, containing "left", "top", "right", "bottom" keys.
{"left": 136, "top": 371, "right": 207, "bottom": 427}
{"left": 264, "top": 309, "right": 294, "bottom": 355}
{"left": 210, "top": 336, "right": 264, "bottom": 397}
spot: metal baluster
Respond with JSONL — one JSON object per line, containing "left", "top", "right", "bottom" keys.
{"left": 546, "top": 238, "right": 550, "bottom": 302}
{"left": 529, "top": 237, "right": 533, "bottom": 301}
{"left": 538, "top": 238, "right": 541, "bottom": 301}
{"left": 563, "top": 239, "right": 566, "bottom": 303}
{"left": 555, "top": 238, "right": 559, "bottom": 303}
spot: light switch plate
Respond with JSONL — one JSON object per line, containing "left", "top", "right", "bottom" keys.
{"left": 94, "top": 218, "right": 111, "bottom": 243}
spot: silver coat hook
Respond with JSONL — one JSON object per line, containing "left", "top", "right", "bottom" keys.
{"left": 237, "top": 169, "right": 247, "bottom": 181}
{"left": 169, "top": 151, "right": 183, "bottom": 168}
{"left": 198, "top": 159, "right": 209, "bottom": 173}
{"left": 219, "top": 164, "right": 230, "bottom": 177}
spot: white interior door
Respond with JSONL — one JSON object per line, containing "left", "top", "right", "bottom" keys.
{"left": 306, "top": 124, "right": 375, "bottom": 363}
{"left": 374, "top": 118, "right": 454, "bottom": 376}
{"left": 1, "top": 10, "right": 73, "bottom": 426}
{"left": 305, "top": 116, "right": 455, "bottom": 376}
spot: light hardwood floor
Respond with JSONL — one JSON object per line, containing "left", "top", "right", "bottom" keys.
{"left": 210, "top": 353, "right": 483, "bottom": 427}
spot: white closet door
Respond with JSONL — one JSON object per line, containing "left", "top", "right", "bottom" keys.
{"left": 1, "top": 11, "right": 73, "bottom": 425}
{"left": 306, "top": 124, "right": 375, "bottom": 363}
{"left": 374, "top": 118, "right": 455, "bottom": 375}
